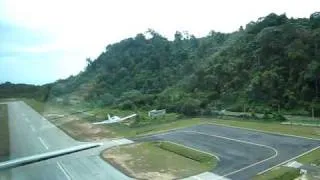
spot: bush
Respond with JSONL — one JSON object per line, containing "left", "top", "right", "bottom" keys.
{"left": 272, "top": 113, "right": 287, "bottom": 122}
{"left": 62, "top": 96, "right": 70, "bottom": 105}
{"left": 251, "top": 111, "right": 258, "bottom": 119}
{"left": 118, "top": 100, "right": 136, "bottom": 110}
{"left": 130, "top": 114, "right": 149, "bottom": 127}
{"left": 262, "top": 112, "right": 272, "bottom": 120}
{"left": 227, "top": 104, "right": 244, "bottom": 112}
{"left": 262, "top": 112, "right": 287, "bottom": 122}
{"left": 180, "top": 98, "right": 201, "bottom": 116}
{"left": 100, "top": 93, "right": 115, "bottom": 106}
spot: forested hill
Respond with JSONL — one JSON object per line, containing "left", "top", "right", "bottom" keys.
{"left": 0, "top": 82, "right": 50, "bottom": 101}
{"left": 48, "top": 12, "right": 320, "bottom": 115}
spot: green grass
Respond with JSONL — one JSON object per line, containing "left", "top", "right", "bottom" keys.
{"left": 102, "top": 142, "right": 215, "bottom": 179}
{"left": 211, "top": 119, "right": 320, "bottom": 139}
{"left": 0, "top": 104, "right": 9, "bottom": 161}
{"left": 22, "top": 98, "right": 46, "bottom": 114}
{"left": 156, "top": 141, "right": 217, "bottom": 168}
{"left": 297, "top": 148, "right": 320, "bottom": 165}
{"left": 99, "top": 118, "right": 210, "bottom": 138}
{"left": 253, "top": 167, "right": 300, "bottom": 180}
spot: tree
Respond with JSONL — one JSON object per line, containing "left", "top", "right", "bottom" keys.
{"left": 180, "top": 98, "right": 201, "bottom": 116}
{"left": 174, "top": 31, "right": 183, "bottom": 42}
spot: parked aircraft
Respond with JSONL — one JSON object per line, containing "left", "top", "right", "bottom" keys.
{"left": 93, "top": 113, "right": 137, "bottom": 125}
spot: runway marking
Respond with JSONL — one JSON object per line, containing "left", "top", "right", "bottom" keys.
{"left": 30, "top": 125, "right": 36, "bottom": 132}
{"left": 181, "top": 131, "right": 278, "bottom": 177}
{"left": 38, "top": 137, "right": 49, "bottom": 150}
{"left": 57, "top": 162, "right": 72, "bottom": 180}
{"left": 257, "top": 145, "right": 320, "bottom": 175}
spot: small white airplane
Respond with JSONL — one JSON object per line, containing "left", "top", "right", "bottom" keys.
{"left": 93, "top": 113, "right": 137, "bottom": 125}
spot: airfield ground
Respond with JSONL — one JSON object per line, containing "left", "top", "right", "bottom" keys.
{"left": 23, "top": 99, "right": 320, "bottom": 179}
{"left": 133, "top": 124, "right": 320, "bottom": 180}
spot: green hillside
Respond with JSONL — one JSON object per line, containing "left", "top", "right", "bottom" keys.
{"left": 4, "top": 12, "right": 320, "bottom": 117}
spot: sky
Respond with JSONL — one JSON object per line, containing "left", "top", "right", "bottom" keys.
{"left": 0, "top": 0, "right": 319, "bottom": 85}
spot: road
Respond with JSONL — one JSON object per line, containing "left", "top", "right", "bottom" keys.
{"left": 135, "top": 124, "right": 320, "bottom": 180}
{"left": 2, "top": 101, "right": 131, "bottom": 180}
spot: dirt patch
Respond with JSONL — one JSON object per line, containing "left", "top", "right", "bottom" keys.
{"left": 61, "top": 120, "right": 116, "bottom": 141}
{"left": 135, "top": 172, "right": 176, "bottom": 180}
{"left": 43, "top": 107, "right": 116, "bottom": 141}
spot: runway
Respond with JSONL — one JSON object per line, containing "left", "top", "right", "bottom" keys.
{"left": 2, "top": 101, "right": 132, "bottom": 180}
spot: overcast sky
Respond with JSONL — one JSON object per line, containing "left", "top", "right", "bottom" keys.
{"left": 0, "top": 0, "right": 319, "bottom": 85}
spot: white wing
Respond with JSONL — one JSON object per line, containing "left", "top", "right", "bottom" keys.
{"left": 119, "top": 114, "right": 137, "bottom": 121}
{"left": 93, "top": 114, "right": 136, "bottom": 125}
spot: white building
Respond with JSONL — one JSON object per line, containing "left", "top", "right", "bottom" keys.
{"left": 148, "top": 109, "right": 166, "bottom": 118}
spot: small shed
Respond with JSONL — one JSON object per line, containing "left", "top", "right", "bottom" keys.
{"left": 148, "top": 109, "right": 166, "bottom": 118}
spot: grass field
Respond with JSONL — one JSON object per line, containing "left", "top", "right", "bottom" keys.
{"left": 0, "top": 104, "right": 10, "bottom": 162}
{"left": 297, "top": 148, "right": 320, "bottom": 165}
{"left": 23, "top": 98, "right": 46, "bottom": 114}
{"left": 156, "top": 141, "right": 217, "bottom": 168}
{"left": 253, "top": 167, "right": 300, "bottom": 180}
{"left": 101, "top": 142, "right": 217, "bottom": 179}
{"left": 211, "top": 119, "right": 320, "bottom": 139}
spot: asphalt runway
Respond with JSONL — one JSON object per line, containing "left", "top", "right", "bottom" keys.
{"left": 135, "top": 124, "right": 320, "bottom": 180}
{"left": 2, "top": 101, "right": 131, "bottom": 180}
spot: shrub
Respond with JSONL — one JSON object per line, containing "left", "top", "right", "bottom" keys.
{"left": 272, "top": 113, "right": 287, "bottom": 122}
{"left": 180, "top": 98, "right": 201, "bottom": 116}
{"left": 100, "top": 93, "right": 115, "bottom": 106}
{"left": 119, "top": 100, "right": 136, "bottom": 110}
{"left": 262, "top": 112, "right": 272, "bottom": 120}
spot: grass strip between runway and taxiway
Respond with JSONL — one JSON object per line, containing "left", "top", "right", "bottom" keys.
{"left": 0, "top": 104, "right": 9, "bottom": 161}
{"left": 0, "top": 104, "right": 11, "bottom": 180}
{"left": 253, "top": 166, "right": 300, "bottom": 180}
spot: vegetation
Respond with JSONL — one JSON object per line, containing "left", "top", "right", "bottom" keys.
{"left": 23, "top": 98, "right": 46, "bottom": 114}
{"left": 2, "top": 12, "right": 320, "bottom": 124}
{"left": 0, "top": 82, "right": 50, "bottom": 102}
{"left": 212, "top": 119, "right": 320, "bottom": 139}
{"left": 0, "top": 104, "right": 9, "bottom": 161}
{"left": 101, "top": 142, "right": 215, "bottom": 179}
{"left": 297, "top": 148, "right": 320, "bottom": 165}
{"left": 38, "top": 12, "right": 320, "bottom": 119}
{"left": 156, "top": 141, "right": 217, "bottom": 168}
{"left": 253, "top": 167, "right": 300, "bottom": 180}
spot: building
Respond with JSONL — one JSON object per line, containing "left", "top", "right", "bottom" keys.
{"left": 148, "top": 109, "right": 166, "bottom": 118}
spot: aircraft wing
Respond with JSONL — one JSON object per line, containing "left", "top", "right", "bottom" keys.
{"left": 93, "top": 114, "right": 136, "bottom": 125}
{"left": 92, "top": 120, "right": 109, "bottom": 125}
{"left": 119, "top": 114, "right": 137, "bottom": 121}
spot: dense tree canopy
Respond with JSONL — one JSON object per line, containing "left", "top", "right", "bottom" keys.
{"left": 3, "top": 12, "right": 320, "bottom": 116}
